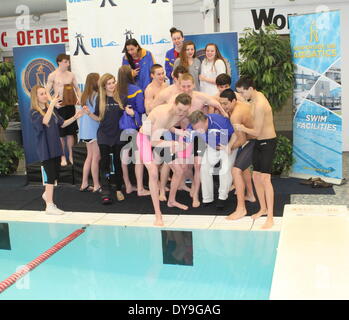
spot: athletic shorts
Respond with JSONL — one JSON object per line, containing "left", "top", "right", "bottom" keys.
{"left": 42, "top": 157, "right": 61, "bottom": 185}
{"left": 81, "top": 139, "right": 94, "bottom": 143}
{"left": 57, "top": 105, "right": 78, "bottom": 137}
{"left": 234, "top": 140, "right": 255, "bottom": 171}
{"left": 136, "top": 132, "right": 151, "bottom": 163}
{"left": 153, "top": 146, "right": 176, "bottom": 163}
{"left": 192, "top": 135, "right": 206, "bottom": 157}
{"left": 136, "top": 132, "right": 191, "bottom": 164}
{"left": 252, "top": 138, "right": 277, "bottom": 174}
{"left": 137, "top": 132, "right": 176, "bottom": 164}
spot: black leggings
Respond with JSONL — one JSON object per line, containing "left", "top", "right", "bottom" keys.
{"left": 42, "top": 157, "right": 61, "bottom": 184}
{"left": 99, "top": 144, "right": 123, "bottom": 195}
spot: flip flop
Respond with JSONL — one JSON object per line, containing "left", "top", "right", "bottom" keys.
{"left": 79, "top": 185, "right": 93, "bottom": 192}
{"left": 300, "top": 177, "right": 321, "bottom": 185}
{"left": 312, "top": 180, "right": 333, "bottom": 188}
{"left": 102, "top": 196, "right": 112, "bottom": 205}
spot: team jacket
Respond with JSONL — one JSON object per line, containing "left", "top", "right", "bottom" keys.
{"left": 122, "top": 49, "right": 155, "bottom": 91}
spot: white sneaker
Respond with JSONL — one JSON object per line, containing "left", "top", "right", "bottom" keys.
{"left": 45, "top": 203, "right": 65, "bottom": 215}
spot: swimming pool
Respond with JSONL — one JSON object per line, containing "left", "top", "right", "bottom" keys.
{"left": 0, "top": 221, "right": 279, "bottom": 300}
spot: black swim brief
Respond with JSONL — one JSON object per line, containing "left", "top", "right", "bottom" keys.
{"left": 234, "top": 140, "right": 256, "bottom": 171}
{"left": 252, "top": 138, "right": 277, "bottom": 174}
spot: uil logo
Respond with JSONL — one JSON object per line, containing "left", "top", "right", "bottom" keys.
{"left": 309, "top": 20, "right": 319, "bottom": 43}
{"left": 124, "top": 29, "right": 134, "bottom": 41}
{"left": 22, "top": 59, "right": 56, "bottom": 97}
{"left": 74, "top": 33, "right": 90, "bottom": 55}
{"left": 122, "top": 29, "right": 134, "bottom": 53}
{"left": 100, "top": 0, "right": 117, "bottom": 7}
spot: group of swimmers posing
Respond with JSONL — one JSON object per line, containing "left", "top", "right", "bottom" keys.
{"left": 29, "top": 27, "right": 277, "bottom": 229}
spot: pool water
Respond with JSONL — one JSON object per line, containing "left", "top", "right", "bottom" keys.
{"left": 0, "top": 221, "right": 279, "bottom": 300}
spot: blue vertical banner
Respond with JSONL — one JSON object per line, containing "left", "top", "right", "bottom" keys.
{"left": 289, "top": 11, "right": 342, "bottom": 181}
{"left": 13, "top": 44, "right": 65, "bottom": 164}
{"left": 185, "top": 32, "right": 239, "bottom": 89}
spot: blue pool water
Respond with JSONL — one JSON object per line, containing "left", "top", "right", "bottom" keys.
{"left": 0, "top": 221, "right": 279, "bottom": 300}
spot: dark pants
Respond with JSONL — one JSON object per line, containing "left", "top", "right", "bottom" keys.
{"left": 98, "top": 144, "right": 123, "bottom": 196}
{"left": 42, "top": 157, "right": 61, "bottom": 184}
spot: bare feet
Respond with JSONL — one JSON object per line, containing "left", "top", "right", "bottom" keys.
{"left": 137, "top": 189, "right": 151, "bottom": 196}
{"left": 80, "top": 185, "right": 93, "bottom": 192}
{"left": 69, "top": 155, "right": 74, "bottom": 165}
{"left": 159, "top": 190, "right": 167, "bottom": 202}
{"left": 226, "top": 208, "right": 247, "bottom": 220}
{"left": 178, "top": 184, "right": 191, "bottom": 193}
{"left": 61, "top": 157, "right": 67, "bottom": 166}
{"left": 251, "top": 210, "right": 267, "bottom": 220}
{"left": 154, "top": 217, "right": 164, "bottom": 226}
{"left": 116, "top": 191, "right": 125, "bottom": 201}
{"left": 165, "top": 186, "right": 170, "bottom": 192}
{"left": 125, "top": 185, "right": 137, "bottom": 194}
{"left": 245, "top": 194, "right": 256, "bottom": 202}
{"left": 261, "top": 217, "right": 274, "bottom": 229}
{"left": 192, "top": 198, "right": 200, "bottom": 208}
{"left": 168, "top": 201, "right": 188, "bottom": 210}
{"left": 93, "top": 186, "right": 102, "bottom": 193}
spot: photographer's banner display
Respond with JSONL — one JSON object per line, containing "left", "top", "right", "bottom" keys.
{"left": 185, "top": 32, "right": 239, "bottom": 89}
{"left": 66, "top": 0, "right": 173, "bottom": 89}
{"left": 13, "top": 44, "right": 66, "bottom": 164}
{"left": 289, "top": 10, "right": 342, "bottom": 181}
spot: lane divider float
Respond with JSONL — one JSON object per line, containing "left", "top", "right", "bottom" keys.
{"left": 0, "top": 225, "right": 88, "bottom": 294}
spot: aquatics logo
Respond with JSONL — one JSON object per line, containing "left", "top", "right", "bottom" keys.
{"left": 309, "top": 21, "right": 319, "bottom": 43}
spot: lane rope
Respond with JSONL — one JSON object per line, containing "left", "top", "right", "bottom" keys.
{"left": 0, "top": 225, "right": 88, "bottom": 294}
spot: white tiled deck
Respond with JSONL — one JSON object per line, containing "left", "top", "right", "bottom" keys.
{"left": 270, "top": 204, "right": 349, "bottom": 300}
{"left": 0, "top": 209, "right": 282, "bottom": 231}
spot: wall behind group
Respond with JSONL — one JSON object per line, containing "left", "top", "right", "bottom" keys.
{"left": 173, "top": 0, "right": 349, "bottom": 151}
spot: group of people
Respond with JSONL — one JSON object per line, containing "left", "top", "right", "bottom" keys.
{"left": 29, "top": 27, "right": 277, "bottom": 229}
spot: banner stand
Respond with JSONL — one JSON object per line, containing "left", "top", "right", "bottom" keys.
{"left": 13, "top": 44, "right": 66, "bottom": 164}
{"left": 289, "top": 10, "right": 343, "bottom": 185}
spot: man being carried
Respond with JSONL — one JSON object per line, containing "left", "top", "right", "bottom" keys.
{"left": 187, "top": 110, "right": 237, "bottom": 210}
{"left": 174, "top": 73, "right": 228, "bottom": 208}
{"left": 46, "top": 53, "right": 81, "bottom": 166}
{"left": 144, "top": 64, "right": 168, "bottom": 114}
{"left": 137, "top": 93, "right": 192, "bottom": 226}
{"left": 232, "top": 77, "right": 277, "bottom": 229}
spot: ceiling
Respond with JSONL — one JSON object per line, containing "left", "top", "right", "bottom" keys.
{"left": 0, "top": 0, "right": 66, "bottom": 18}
